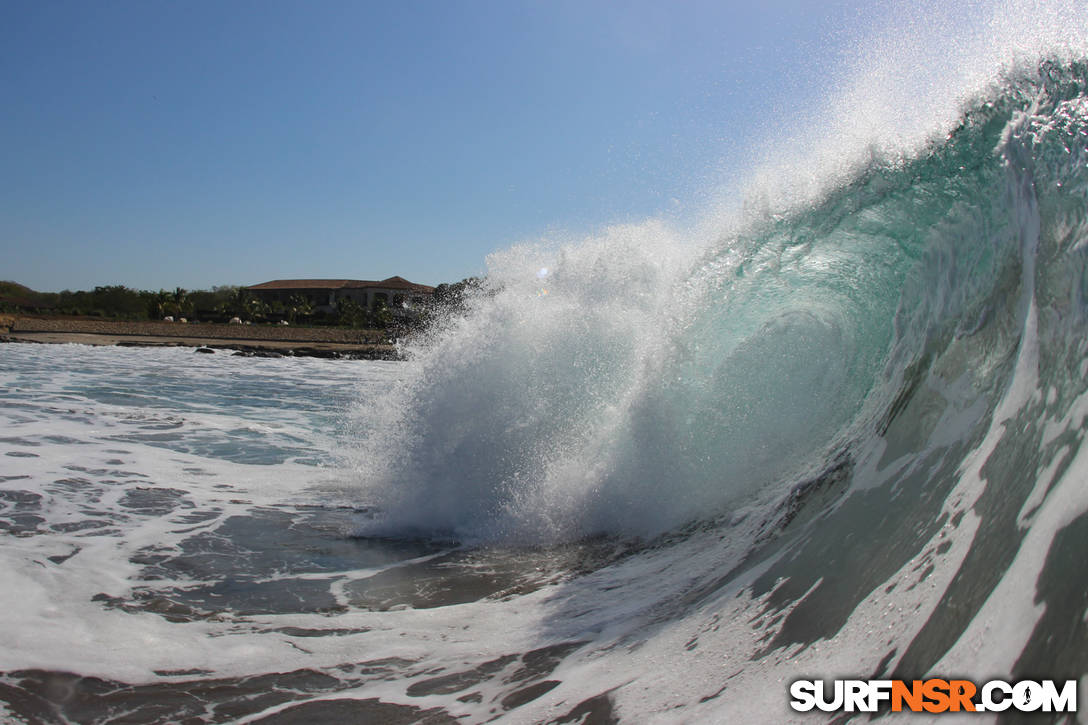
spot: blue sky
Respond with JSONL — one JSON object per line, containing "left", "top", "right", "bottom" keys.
{"left": 3, "top": 0, "right": 893, "bottom": 291}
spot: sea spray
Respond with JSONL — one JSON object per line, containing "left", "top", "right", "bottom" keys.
{"left": 348, "top": 53, "right": 1088, "bottom": 550}
{"left": 347, "top": 221, "right": 703, "bottom": 541}
{"left": 3, "top": 4, "right": 1088, "bottom": 722}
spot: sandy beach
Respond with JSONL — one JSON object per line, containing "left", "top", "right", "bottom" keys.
{"left": 0, "top": 316, "right": 399, "bottom": 359}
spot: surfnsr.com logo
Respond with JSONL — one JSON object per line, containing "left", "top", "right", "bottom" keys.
{"left": 790, "top": 679, "right": 1077, "bottom": 713}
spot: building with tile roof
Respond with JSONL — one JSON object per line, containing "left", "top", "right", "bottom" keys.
{"left": 246, "top": 277, "right": 435, "bottom": 313}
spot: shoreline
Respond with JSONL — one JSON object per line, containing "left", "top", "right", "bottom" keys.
{"left": 0, "top": 317, "right": 400, "bottom": 360}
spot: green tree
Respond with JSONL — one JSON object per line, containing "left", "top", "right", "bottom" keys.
{"left": 432, "top": 277, "right": 483, "bottom": 314}
{"left": 372, "top": 299, "right": 392, "bottom": 328}
{"left": 89, "top": 285, "right": 146, "bottom": 319}
{"left": 146, "top": 290, "right": 172, "bottom": 319}
{"left": 169, "top": 287, "right": 193, "bottom": 318}
{"left": 287, "top": 294, "right": 313, "bottom": 324}
{"left": 190, "top": 286, "right": 238, "bottom": 320}
{"left": 217, "top": 288, "right": 268, "bottom": 322}
{"left": 336, "top": 297, "right": 368, "bottom": 328}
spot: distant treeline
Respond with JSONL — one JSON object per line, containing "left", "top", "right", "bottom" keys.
{"left": 0, "top": 278, "right": 484, "bottom": 329}
{"left": 1, "top": 282, "right": 256, "bottom": 323}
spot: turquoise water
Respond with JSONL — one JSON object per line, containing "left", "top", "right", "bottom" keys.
{"left": 353, "top": 60, "right": 1088, "bottom": 546}
{"left": 2, "top": 49, "right": 1088, "bottom": 725}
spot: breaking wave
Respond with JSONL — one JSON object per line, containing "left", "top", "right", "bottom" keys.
{"left": 350, "top": 51, "right": 1088, "bottom": 551}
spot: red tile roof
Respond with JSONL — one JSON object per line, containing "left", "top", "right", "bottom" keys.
{"left": 246, "top": 277, "right": 435, "bottom": 293}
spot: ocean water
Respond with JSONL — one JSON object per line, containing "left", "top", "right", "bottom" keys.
{"left": 5, "top": 8, "right": 1088, "bottom": 725}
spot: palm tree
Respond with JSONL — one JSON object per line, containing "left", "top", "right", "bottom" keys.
{"left": 148, "top": 290, "right": 172, "bottom": 319}
{"left": 287, "top": 294, "right": 313, "bottom": 324}
{"left": 171, "top": 287, "right": 193, "bottom": 318}
{"left": 217, "top": 288, "right": 267, "bottom": 322}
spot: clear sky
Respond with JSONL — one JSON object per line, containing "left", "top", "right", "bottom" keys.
{"left": 2, "top": 0, "right": 896, "bottom": 292}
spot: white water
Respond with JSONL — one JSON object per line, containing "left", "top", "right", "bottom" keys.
{"left": 3, "top": 1, "right": 1088, "bottom": 722}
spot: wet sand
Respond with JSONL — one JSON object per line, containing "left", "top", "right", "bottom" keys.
{"left": 1, "top": 318, "right": 399, "bottom": 359}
